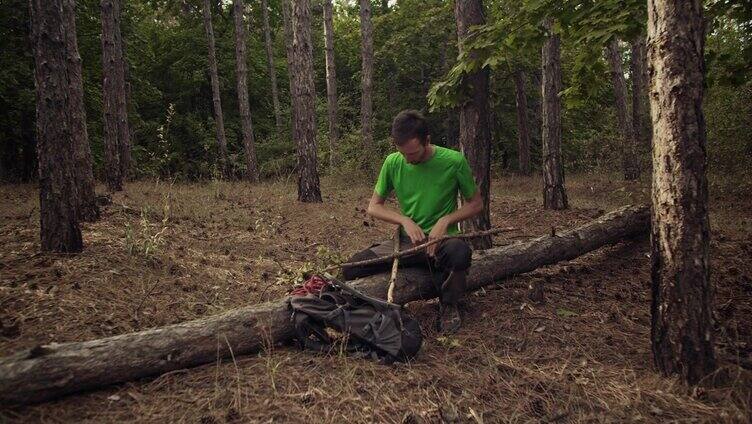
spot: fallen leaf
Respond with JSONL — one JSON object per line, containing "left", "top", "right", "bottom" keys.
{"left": 556, "top": 308, "right": 578, "bottom": 318}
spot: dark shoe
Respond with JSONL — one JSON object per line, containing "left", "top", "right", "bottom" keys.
{"left": 438, "top": 303, "right": 462, "bottom": 335}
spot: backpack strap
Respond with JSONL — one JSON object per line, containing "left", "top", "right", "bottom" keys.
{"left": 329, "top": 278, "right": 402, "bottom": 311}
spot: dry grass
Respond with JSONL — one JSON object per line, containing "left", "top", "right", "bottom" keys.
{"left": 0, "top": 172, "right": 750, "bottom": 423}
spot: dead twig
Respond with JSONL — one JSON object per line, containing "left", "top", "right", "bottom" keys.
{"left": 133, "top": 278, "right": 161, "bottom": 320}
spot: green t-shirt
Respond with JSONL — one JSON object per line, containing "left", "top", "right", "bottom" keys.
{"left": 374, "top": 145, "right": 478, "bottom": 235}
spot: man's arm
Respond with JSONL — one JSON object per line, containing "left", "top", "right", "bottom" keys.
{"left": 367, "top": 192, "right": 426, "bottom": 244}
{"left": 426, "top": 191, "right": 484, "bottom": 256}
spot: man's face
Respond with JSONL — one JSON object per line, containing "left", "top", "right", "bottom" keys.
{"left": 396, "top": 137, "right": 428, "bottom": 164}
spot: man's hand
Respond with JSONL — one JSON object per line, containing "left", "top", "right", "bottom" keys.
{"left": 401, "top": 217, "right": 426, "bottom": 245}
{"left": 426, "top": 217, "right": 449, "bottom": 257}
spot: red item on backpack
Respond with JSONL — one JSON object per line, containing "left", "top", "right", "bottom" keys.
{"left": 290, "top": 275, "right": 330, "bottom": 297}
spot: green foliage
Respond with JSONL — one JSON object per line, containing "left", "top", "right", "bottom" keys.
{"left": 0, "top": 0, "right": 36, "bottom": 181}
{"left": 1, "top": 0, "right": 750, "bottom": 182}
{"left": 429, "top": 0, "right": 647, "bottom": 111}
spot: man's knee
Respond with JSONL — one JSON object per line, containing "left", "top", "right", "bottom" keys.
{"left": 437, "top": 239, "right": 472, "bottom": 271}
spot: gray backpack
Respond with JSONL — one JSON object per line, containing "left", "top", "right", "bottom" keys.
{"left": 289, "top": 276, "right": 423, "bottom": 364}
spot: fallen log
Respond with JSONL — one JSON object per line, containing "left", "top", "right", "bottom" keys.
{"left": 0, "top": 205, "right": 649, "bottom": 405}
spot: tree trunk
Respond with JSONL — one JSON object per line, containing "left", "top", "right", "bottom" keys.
{"left": 30, "top": 0, "right": 83, "bottom": 253}
{"left": 647, "top": 0, "right": 715, "bottom": 386}
{"left": 261, "top": 0, "right": 283, "bottom": 135}
{"left": 514, "top": 67, "right": 531, "bottom": 176}
{"left": 541, "top": 18, "right": 568, "bottom": 210}
{"left": 101, "top": 0, "right": 122, "bottom": 192}
{"left": 121, "top": 35, "right": 134, "bottom": 181}
{"left": 0, "top": 205, "right": 649, "bottom": 405}
{"left": 113, "top": 1, "right": 130, "bottom": 182}
{"left": 359, "top": 0, "right": 374, "bottom": 168}
{"left": 291, "top": 0, "right": 322, "bottom": 202}
{"left": 439, "top": 33, "right": 459, "bottom": 150}
{"left": 529, "top": 68, "right": 542, "bottom": 162}
{"left": 202, "top": 0, "right": 229, "bottom": 177}
{"left": 455, "top": 0, "right": 492, "bottom": 250}
{"left": 282, "top": 0, "right": 295, "bottom": 129}
{"left": 233, "top": 0, "right": 259, "bottom": 182}
{"left": 606, "top": 38, "right": 640, "bottom": 181}
{"left": 62, "top": 0, "right": 98, "bottom": 222}
{"left": 323, "top": 0, "right": 338, "bottom": 169}
{"left": 630, "top": 36, "right": 651, "bottom": 150}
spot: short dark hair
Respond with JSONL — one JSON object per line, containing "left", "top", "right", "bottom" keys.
{"left": 391, "top": 110, "right": 429, "bottom": 146}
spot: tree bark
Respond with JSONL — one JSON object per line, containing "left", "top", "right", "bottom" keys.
{"left": 261, "top": 0, "right": 283, "bottom": 135}
{"left": 541, "top": 18, "right": 568, "bottom": 210}
{"left": 291, "top": 0, "right": 322, "bottom": 202}
{"left": 113, "top": 1, "right": 130, "bottom": 181}
{"left": 630, "top": 36, "right": 651, "bottom": 149}
{"left": 0, "top": 204, "right": 649, "bottom": 405}
{"left": 606, "top": 38, "right": 640, "bottom": 181}
{"left": 30, "top": 0, "right": 83, "bottom": 253}
{"left": 359, "top": 0, "right": 374, "bottom": 167}
{"left": 439, "top": 34, "right": 459, "bottom": 150}
{"left": 62, "top": 0, "right": 98, "bottom": 222}
{"left": 101, "top": 0, "right": 122, "bottom": 192}
{"left": 323, "top": 0, "right": 338, "bottom": 169}
{"left": 121, "top": 35, "right": 134, "bottom": 181}
{"left": 647, "top": 0, "right": 715, "bottom": 385}
{"left": 514, "top": 67, "right": 531, "bottom": 176}
{"left": 282, "top": 0, "right": 295, "bottom": 129}
{"left": 455, "top": 0, "right": 492, "bottom": 250}
{"left": 202, "top": 0, "right": 229, "bottom": 177}
{"left": 233, "top": 0, "right": 259, "bottom": 182}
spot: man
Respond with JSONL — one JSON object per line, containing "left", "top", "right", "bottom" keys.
{"left": 342, "top": 110, "right": 483, "bottom": 334}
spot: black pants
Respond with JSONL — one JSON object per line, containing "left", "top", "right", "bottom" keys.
{"left": 341, "top": 234, "right": 472, "bottom": 304}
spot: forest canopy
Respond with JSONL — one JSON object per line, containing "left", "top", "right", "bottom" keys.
{"left": 1, "top": 0, "right": 749, "bottom": 183}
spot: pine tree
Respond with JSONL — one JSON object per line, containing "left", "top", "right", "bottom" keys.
{"left": 648, "top": 0, "right": 715, "bottom": 385}
{"left": 455, "top": 0, "right": 492, "bottom": 249}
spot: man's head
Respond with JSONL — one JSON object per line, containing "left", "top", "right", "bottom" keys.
{"left": 391, "top": 110, "right": 431, "bottom": 164}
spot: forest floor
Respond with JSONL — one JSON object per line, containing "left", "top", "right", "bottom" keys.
{"left": 1, "top": 172, "right": 751, "bottom": 423}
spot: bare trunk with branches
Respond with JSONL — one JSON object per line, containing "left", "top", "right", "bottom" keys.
{"left": 323, "top": 0, "right": 338, "bottom": 168}
{"left": 607, "top": 38, "right": 640, "bottom": 181}
{"left": 291, "top": 0, "right": 321, "bottom": 202}
{"left": 541, "top": 19, "right": 568, "bottom": 210}
{"left": 63, "top": 0, "right": 98, "bottom": 221}
{"left": 454, "top": 0, "right": 492, "bottom": 249}
{"left": 30, "top": 0, "right": 83, "bottom": 252}
{"left": 113, "top": 1, "right": 130, "bottom": 181}
{"left": 261, "top": 0, "right": 283, "bottom": 134}
{"left": 359, "top": 0, "right": 374, "bottom": 167}
{"left": 101, "top": 0, "right": 123, "bottom": 191}
{"left": 282, "top": 0, "right": 295, "bottom": 129}
{"left": 202, "top": 0, "right": 229, "bottom": 177}
{"left": 233, "top": 0, "right": 259, "bottom": 181}
{"left": 631, "top": 36, "right": 651, "bottom": 150}
{"left": 514, "top": 67, "right": 531, "bottom": 176}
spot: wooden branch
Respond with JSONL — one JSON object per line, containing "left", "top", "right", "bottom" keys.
{"left": 329, "top": 227, "right": 518, "bottom": 273}
{"left": 387, "top": 226, "right": 401, "bottom": 303}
